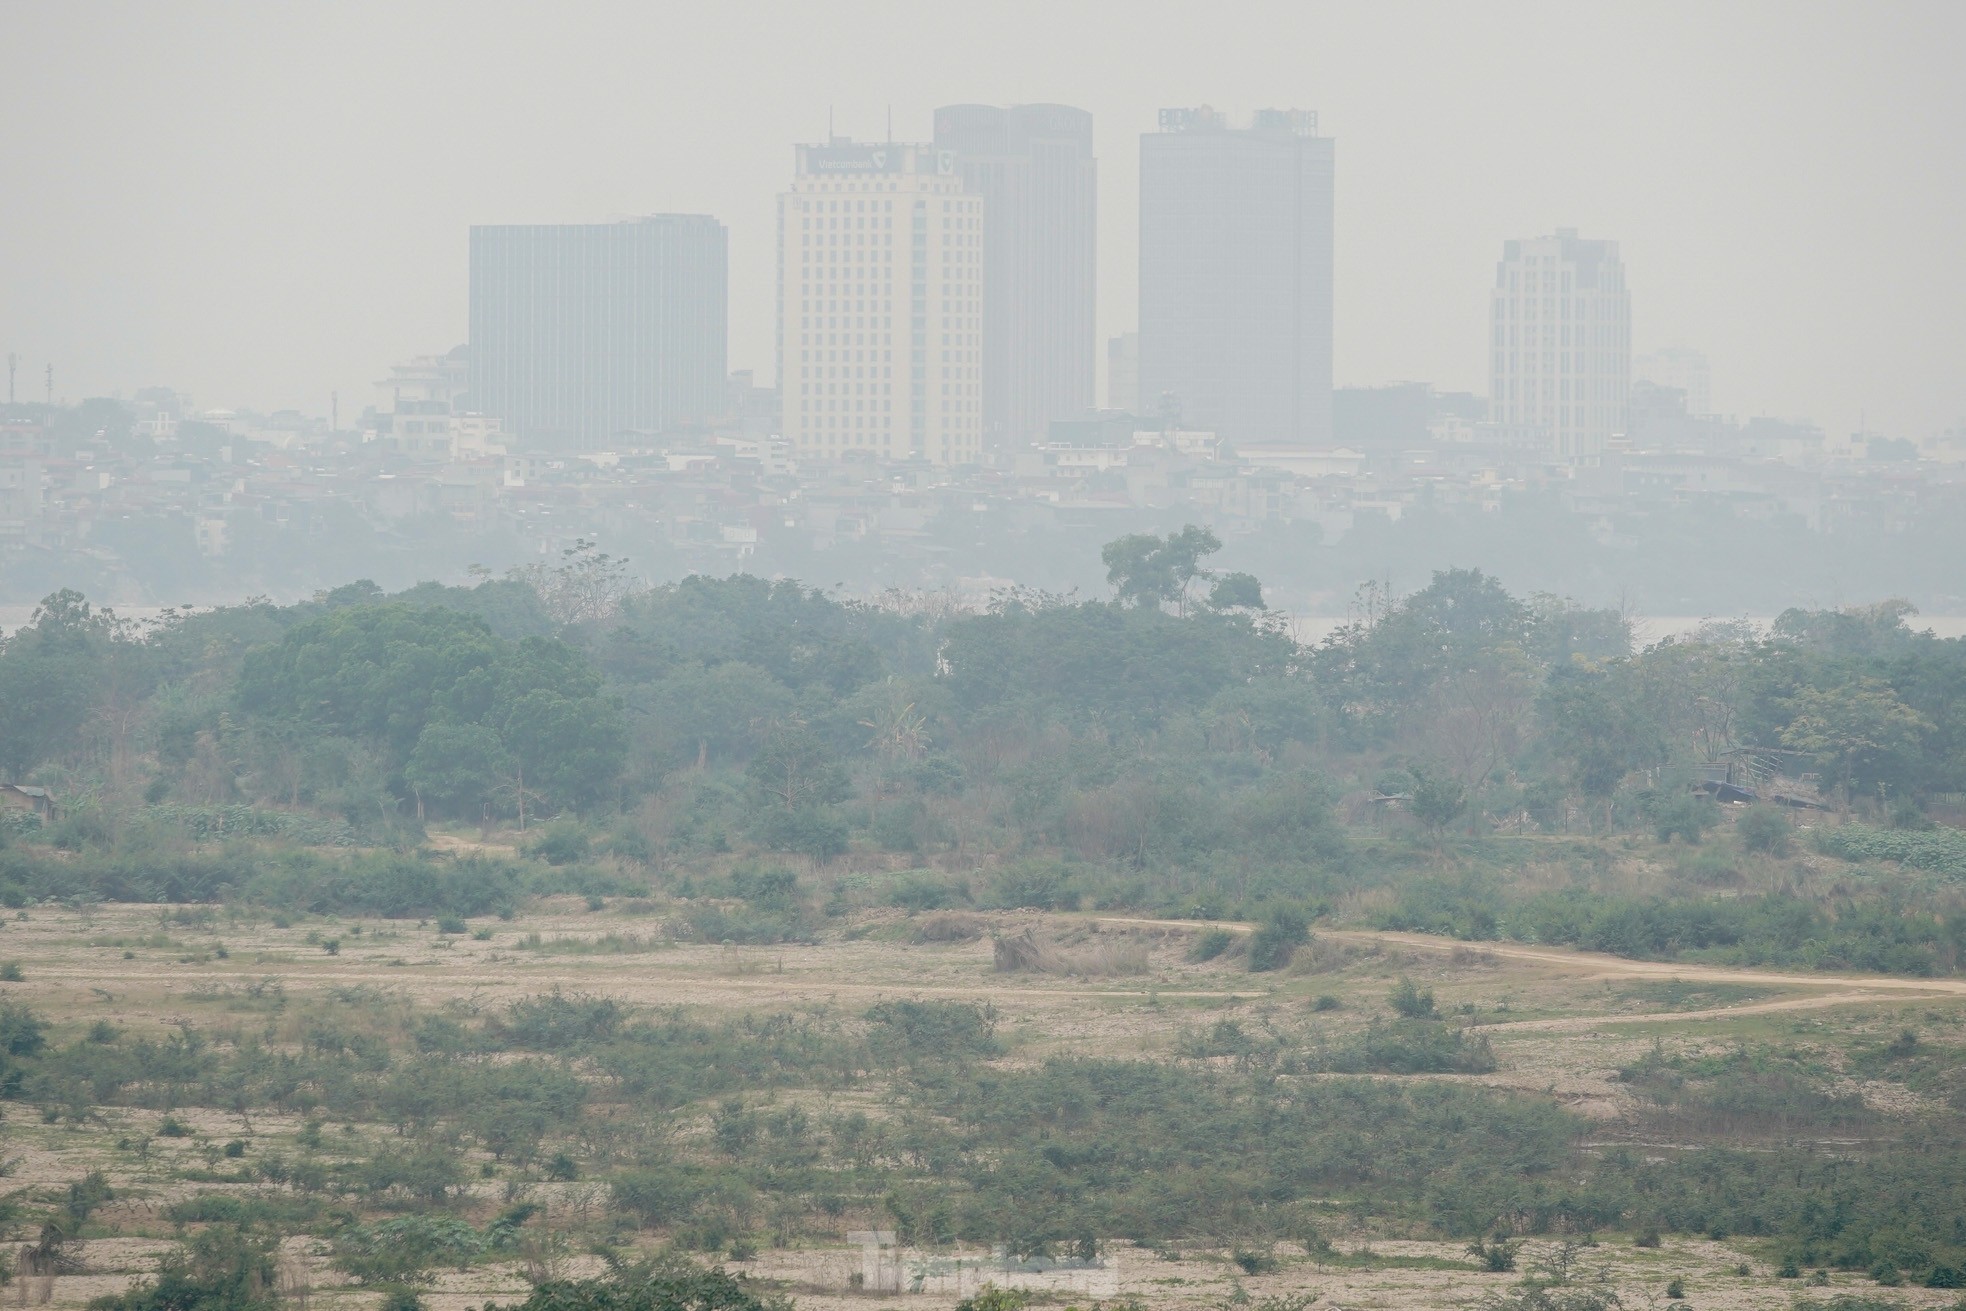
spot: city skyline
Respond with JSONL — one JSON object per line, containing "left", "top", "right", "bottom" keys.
{"left": 3, "top": 3, "right": 1962, "bottom": 444}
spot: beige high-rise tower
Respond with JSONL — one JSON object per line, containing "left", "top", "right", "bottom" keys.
{"left": 776, "top": 140, "right": 983, "bottom": 464}
{"left": 1488, "top": 229, "right": 1631, "bottom": 462}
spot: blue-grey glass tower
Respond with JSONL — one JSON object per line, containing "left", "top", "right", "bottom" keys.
{"left": 469, "top": 216, "right": 727, "bottom": 450}
{"left": 934, "top": 104, "right": 1097, "bottom": 450}
{"left": 1138, "top": 109, "right": 1333, "bottom": 444}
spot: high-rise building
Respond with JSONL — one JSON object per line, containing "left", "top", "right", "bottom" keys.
{"left": 469, "top": 216, "right": 726, "bottom": 451}
{"left": 777, "top": 139, "right": 983, "bottom": 464}
{"left": 933, "top": 104, "right": 1096, "bottom": 449}
{"left": 1138, "top": 107, "right": 1333, "bottom": 444}
{"left": 1636, "top": 345, "right": 1711, "bottom": 418}
{"left": 1488, "top": 229, "right": 1631, "bottom": 462}
{"left": 1107, "top": 332, "right": 1139, "bottom": 412}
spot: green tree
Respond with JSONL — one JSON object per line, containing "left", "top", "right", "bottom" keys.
{"left": 1541, "top": 663, "right": 1663, "bottom": 830}
{"left": 496, "top": 687, "right": 628, "bottom": 812}
{"left": 1101, "top": 525, "right": 1223, "bottom": 614}
{"left": 404, "top": 722, "right": 513, "bottom": 818}
{"left": 1407, "top": 767, "right": 1469, "bottom": 843}
{"left": 1779, "top": 676, "right": 1931, "bottom": 806}
{"left": 0, "top": 590, "right": 112, "bottom": 776}
{"left": 88, "top": 1226, "right": 279, "bottom": 1311}
{"left": 1206, "top": 571, "right": 1266, "bottom": 612}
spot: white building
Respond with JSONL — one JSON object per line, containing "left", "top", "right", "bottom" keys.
{"left": 776, "top": 140, "right": 983, "bottom": 466}
{"left": 1489, "top": 229, "right": 1631, "bottom": 463}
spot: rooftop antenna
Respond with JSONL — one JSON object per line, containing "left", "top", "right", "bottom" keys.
{"left": 886, "top": 104, "right": 892, "bottom": 143}
{"left": 45, "top": 363, "right": 53, "bottom": 407}
{"left": 6, "top": 352, "right": 14, "bottom": 404}
{"left": 331, "top": 390, "right": 339, "bottom": 432}
{"left": 828, "top": 105, "right": 834, "bottom": 141}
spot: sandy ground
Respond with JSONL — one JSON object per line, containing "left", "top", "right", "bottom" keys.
{"left": 0, "top": 897, "right": 1961, "bottom": 1311}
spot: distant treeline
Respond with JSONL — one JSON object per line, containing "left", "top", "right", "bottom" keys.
{"left": 2, "top": 532, "right": 1963, "bottom": 963}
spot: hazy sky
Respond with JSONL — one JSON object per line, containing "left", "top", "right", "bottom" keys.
{"left": 3, "top": 1, "right": 1963, "bottom": 441}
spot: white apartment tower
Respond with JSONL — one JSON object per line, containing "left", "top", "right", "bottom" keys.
{"left": 777, "top": 140, "right": 983, "bottom": 464}
{"left": 1489, "top": 229, "right": 1630, "bottom": 462}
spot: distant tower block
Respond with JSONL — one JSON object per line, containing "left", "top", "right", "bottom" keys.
{"left": 1488, "top": 229, "right": 1632, "bottom": 462}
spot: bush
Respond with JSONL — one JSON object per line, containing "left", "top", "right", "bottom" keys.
{"left": 1467, "top": 1236, "right": 1522, "bottom": 1272}
{"left": 1389, "top": 976, "right": 1437, "bottom": 1018}
{"left": 1654, "top": 793, "right": 1720, "bottom": 845}
{"left": 885, "top": 872, "right": 966, "bottom": 911}
{"left": 491, "top": 1263, "right": 778, "bottom": 1311}
{"left": 1247, "top": 906, "right": 1310, "bottom": 972}
{"left": 90, "top": 1227, "right": 280, "bottom": 1311}
{"left": 984, "top": 861, "right": 1078, "bottom": 912}
{"left": 1301, "top": 1018, "right": 1498, "bottom": 1075}
{"left": 334, "top": 1214, "right": 487, "bottom": 1283}
{"left": 1187, "top": 928, "right": 1236, "bottom": 963}
{"left": 1737, "top": 807, "right": 1794, "bottom": 855}
{"left": 866, "top": 999, "right": 1002, "bottom": 1064}
{"left": 436, "top": 915, "right": 466, "bottom": 935}
{"left": 527, "top": 822, "right": 592, "bottom": 867}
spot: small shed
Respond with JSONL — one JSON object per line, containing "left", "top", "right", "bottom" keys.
{"left": 0, "top": 785, "right": 56, "bottom": 820}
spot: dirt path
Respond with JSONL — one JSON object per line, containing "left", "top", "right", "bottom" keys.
{"left": 1319, "top": 926, "right": 1966, "bottom": 998}
{"left": 1087, "top": 916, "right": 1966, "bottom": 1026}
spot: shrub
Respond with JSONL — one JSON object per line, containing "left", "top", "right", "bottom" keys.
{"left": 886, "top": 872, "right": 965, "bottom": 911}
{"left": 866, "top": 999, "right": 1001, "bottom": 1064}
{"left": 334, "top": 1214, "right": 487, "bottom": 1283}
{"left": 527, "top": 822, "right": 592, "bottom": 867}
{"left": 1654, "top": 793, "right": 1720, "bottom": 845}
{"left": 436, "top": 915, "right": 467, "bottom": 935}
{"left": 1188, "top": 928, "right": 1236, "bottom": 963}
{"left": 984, "top": 861, "right": 1078, "bottom": 912}
{"left": 1302, "top": 1018, "right": 1497, "bottom": 1075}
{"left": 90, "top": 1226, "right": 279, "bottom": 1311}
{"left": 1737, "top": 807, "right": 1794, "bottom": 855}
{"left": 492, "top": 1264, "right": 778, "bottom": 1311}
{"left": 1389, "top": 976, "right": 1437, "bottom": 1019}
{"left": 1467, "top": 1236, "right": 1522, "bottom": 1272}
{"left": 0, "top": 962, "right": 21, "bottom": 982}
{"left": 1247, "top": 906, "right": 1310, "bottom": 972}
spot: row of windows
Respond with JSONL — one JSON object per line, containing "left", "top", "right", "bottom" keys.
{"left": 1493, "top": 353, "right": 1631, "bottom": 374}
{"left": 800, "top": 216, "right": 978, "bottom": 236}
{"left": 1492, "top": 298, "right": 1627, "bottom": 321}
{"left": 789, "top": 189, "right": 974, "bottom": 203}
{"left": 1493, "top": 379, "right": 1629, "bottom": 403}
